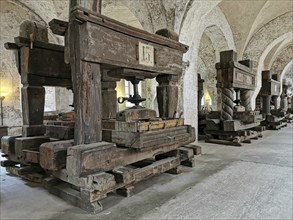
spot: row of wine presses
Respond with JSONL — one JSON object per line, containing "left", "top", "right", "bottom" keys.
{"left": 198, "top": 50, "right": 292, "bottom": 146}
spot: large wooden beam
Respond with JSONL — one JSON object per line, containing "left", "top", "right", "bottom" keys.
{"left": 69, "top": 19, "right": 102, "bottom": 144}
{"left": 66, "top": 128, "right": 194, "bottom": 177}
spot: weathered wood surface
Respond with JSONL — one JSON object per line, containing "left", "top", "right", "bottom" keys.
{"left": 22, "top": 125, "right": 46, "bottom": 137}
{"left": 15, "top": 136, "right": 50, "bottom": 159}
{"left": 107, "top": 68, "right": 160, "bottom": 79}
{"left": 108, "top": 125, "right": 194, "bottom": 150}
{"left": 102, "top": 118, "right": 184, "bottom": 132}
{"left": 66, "top": 128, "right": 194, "bottom": 177}
{"left": 223, "top": 120, "right": 261, "bottom": 132}
{"left": 49, "top": 19, "right": 68, "bottom": 36}
{"left": 40, "top": 140, "right": 74, "bottom": 171}
{"left": 116, "top": 108, "right": 157, "bottom": 122}
{"left": 19, "top": 20, "right": 48, "bottom": 43}
{"left": 216, "top": 50, "right": 255, "bottom": 90}
{"left": 6, "top": 166, "right": 46, "bottom": 183}
{"left": 233, "top": 111, "right": 262, "bottom": 123}
{"left": 46, "top": 125, "right": 74, "bottom": 140}
{"left": 157, "top": 75, "right": 179, "bottom": 119}
{"left": 46, "top": 180, "right": 103, "bottom": 214}
{"left": 1, "top": 136, "right": 21, "bottom": 155}
{"left": 21, "top": 86, "right": 45, "bottom": 126}
{"left": 101, "top": 78, "right": 117, "bottom": 120}
{"left": 69, "top": 18, "right": 102, "bottom": 144}
{"left": 23, "top": 149, "right": 40, "bottom": 164}
{"left": 66, "top": 142, "right": 115, "bottom": 176}
{"left": 20, "top": 46, "right": 71, "bottom": 87}
{"left": 259, "top": 70, "right": 280, "bottom": 96}
{"left": 48, "top": 156, "right": 180, "bottom": 214}
{"left": 70, "top": 8, "right": 187, "bottom": 76}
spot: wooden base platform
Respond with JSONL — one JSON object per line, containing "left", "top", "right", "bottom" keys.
{"left": 205, "top": 127, "right": 264, "bottom": 147}
{"left": 2, "top": 144, "right": 201, "bottom": 214}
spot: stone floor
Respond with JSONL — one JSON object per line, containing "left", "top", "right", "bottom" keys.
{"left": 1, "top": 124, "right": 292, "bottom": 220}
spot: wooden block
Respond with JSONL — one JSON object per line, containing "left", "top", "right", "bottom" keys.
{"left": 133, "top": 157, "right": 181, "bottom": 182}
{"left": 0, "top": 160, "right": 18, "bottom": 167}
{"left": 23, "top": 149, "right": 40, "bottom": 163}
{"left": 179, "top": 147, "right": 194, "bottom": 161}
{"left": 45, "top": 125, "right": 74, "bottom": 140}
{"left": 40, "top": 140, "right": 74, "bottom": 171}
{"left": 102, "top": 88, "right": 117, "bottom": 119}
{"left": 116, "top": 108, "right": 157, "bottom": 122}
{"left": 0, "top": 126, "right": 8, "bottom": 142}
{"left": 1, "top": 136, "right": 21, "bottom": 155}
{"left": 111, "top": 125, "right": 194, "bottom": 150}
{"left": 116, "top": 185, "right": 134, "bottom": 197}
{"left": 66, "top": 142, "right": 116, "bottom": 177}
{"left": 15, "top": 136, "right": 50, "bottom": 158}
{"left": 20, "top": 47, "right": 71, "bottom": 82}
{"left": 166, "top": 166, "right": 182, "bottom": 174}
{"left": 49, "top": 19, "right": 68, "bottom": 36}
{"left": 112, "top": 167, "right": 135, "bottom": 183}
{"left": 47, "top": 181, "right": 104, "bottom": 214}
{"left": 21, "top": 86, "right": 45, "bottom": 126}
{"left": 206, "top": 119, "right": 220, "bottom": 130}
{"left": 22, "top": 125, "right": 46, "bottom": 137}
{"left": 181, "top": 158, "right": 195, "bottom": 167}
{"left": 19, "top": 20, "right": 48, "bottom": 43}
{"left": 183, "top": 144, "right": 202, "bottom": 155}
{"left": 67, "top": 134, "right": 195, "bottom": 178}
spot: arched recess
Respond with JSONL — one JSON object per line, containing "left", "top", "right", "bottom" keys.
{"left": 245, "top": 32, "right": 293, "bottom": 109}
{"left": 267, "top": 40, "right": 293, "bottom": 70}
{"left": 271, "top": 45, "right": 293, "bottom": 79}
{"left": 179, "top": 5, "right": 235, "bottom": 138}
{"left": 104, "top": 0, "right": 169, "bottom": 33}
{"left": 0, "top": 0, "right": 56, "bottom": 134}
{"left": 243, "top": 11, "right": 293, "bottom": 109}
{"left": 281, "top": 61, "right": 293, "bottom": 91}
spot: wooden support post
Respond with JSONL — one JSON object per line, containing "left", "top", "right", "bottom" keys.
{"left": 21, "top": 86, "right": 45, "bottom": 136}
{"left": 69, "top": 19, "right": 102, "bottom": 144}
{"left": 262, "top": 95, "right": 271, "bottom": 117}
{"left": 156, "top": 75, "right": 179, "bottom": 118}
{"left": 102, "top": 71, "right": 118, "bottom": 119}
{"left": 18, "top": 21, "right": 49, "bottom": 137}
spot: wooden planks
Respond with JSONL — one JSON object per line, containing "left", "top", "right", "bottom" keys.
{"left": 67, "top": 127, "right": 194, "bottom": 177}
{"left": 40, "top": 140, "right": 74, "bottom": 171}
{"left": 102, "top": 118, "right": 184, "bottom": 132}
{"left": 108, "top": 125, "right": 194, "bottom": 150}
{"left": 20, "top": 46, "right": 71, "bottom": 87}
{"left": 15, "top": 136, "right": 50, "bottom": 159}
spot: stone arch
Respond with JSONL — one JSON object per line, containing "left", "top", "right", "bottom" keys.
{"left": 271, "top": 45, "right": 293, "bottom": 78}
{"left": 243, "top": 11, "right": 293, "bottom": 108}
{"left": 179, "top": 5, "right": 235, "bottom": 137}
{"left": 247, "top": 32, "right": 292, "bottom": 109}
{"left": 281, "top": 61, "right": 293, "bottom": 89}
{"left": 1, "top": 0, "right": 58, "bottom": 133}
{"left": 118, "top": 0, "right": 169, "bottom": 33}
